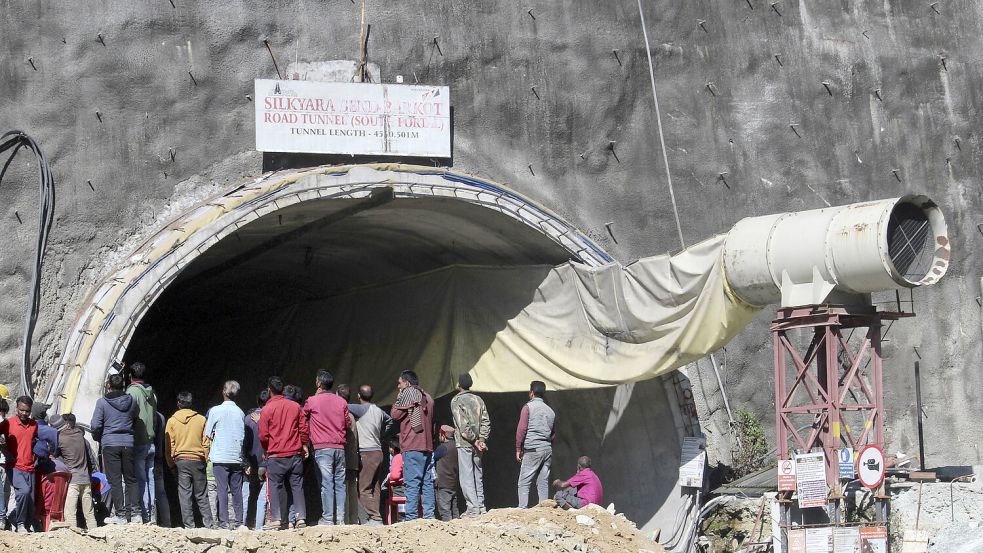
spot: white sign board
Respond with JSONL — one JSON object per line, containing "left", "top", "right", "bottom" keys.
{"left": 805, "top": 527, "right": 833, "bottom": 553}
{"left": 778, "top": 459, "right": 797, "bottom": 491}
{"left": 857, "top": 445, "right": 885, "bottom": 490}
{"left": 833, "top": 527, "right": 860, "bottom": 553}
{"left": 678, "top": 436, "right": 706, "bottom": 488}
{"left": 794, "top": 452, "right": 828, "bottom": 508}
{"left": 860, "top": 527, "right": 888, "bottom": 553}
{"left": 254, "top": 79, "right": 451, "bottom": 157}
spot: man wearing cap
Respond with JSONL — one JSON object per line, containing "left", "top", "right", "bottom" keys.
{"left": 450, "top": 373, "right": 490, "bottom": 516}
{"left": 32, "top": 402, "right": 58, "bottom": 474}
{"left": 433, "top": 425, "right": 461, "bottom": 521}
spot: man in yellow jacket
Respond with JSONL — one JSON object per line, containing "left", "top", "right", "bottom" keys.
{"left": 165, "top": 391, "right": 213, "bottom": 529}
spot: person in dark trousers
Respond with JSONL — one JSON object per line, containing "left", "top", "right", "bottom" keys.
{"left": 126, "top": 361, "right": 158, "bottom": 524}
{"left": 0, "top": 396, "right": 38, "bottom": 533}
{"left": 90, "top": 373, "right": 139, "bottom": 523}
{"left": 165, "top": 391, "right": 213, "bottom": 529}
{"left": 303, "top": 371, "right": 351, "bottom": 526}
{"left": 57, "top": 413, "right": 98, "bottom": 530}
{"left": 335, "top": 383, "right": 360, "bottom": 525}
{"left": 516, "top": 380, "right": 556, "bottom": 508}
{"left": 259, "top": 376, "right": 310, "bottom": 530}
{"left": 242, "top": 390, "right": 269, "bottom": 530}
{"left": 152, "top": 410, "right": 171, "bottom": 527}
{"left": 348, "top": 384, "right": 393, "bottom": 526}
{"left": 434, "top": 425, "right": 461, "bottom": 521}
{"left": 205, "top": 380, "right": 246, "bottom": 529}
{"left": 390, "top": 370, "right": 436, "bottom": 520}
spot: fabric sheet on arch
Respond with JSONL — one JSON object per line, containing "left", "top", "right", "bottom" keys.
{"left": 176, "top": 233, "right": 762, "bottom": 403}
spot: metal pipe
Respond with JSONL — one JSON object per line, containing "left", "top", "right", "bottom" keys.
{"left": 723, "top": 195, "right": 949, "bottom": 307}
{"left": 915, "top": 360, "right": 927, "bottom": 470}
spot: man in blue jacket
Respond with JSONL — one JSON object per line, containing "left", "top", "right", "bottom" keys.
{"left": 90, "top": 373, "right": 139, "bottom": 524}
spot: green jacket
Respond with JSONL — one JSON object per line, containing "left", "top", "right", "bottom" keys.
{"left": 127, "top": 382, "right": 158, "bottom": 446}
{"left": 450, "top": 390, "right": 491, "bottom": 449}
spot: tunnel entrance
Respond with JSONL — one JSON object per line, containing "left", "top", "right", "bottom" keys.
{"left": 122, "top": 187, "right": 575, "bottom": 411}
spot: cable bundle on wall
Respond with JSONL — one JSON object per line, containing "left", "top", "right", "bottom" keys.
{"left": 0, "top": 130, "right": 55, "bottom": 398}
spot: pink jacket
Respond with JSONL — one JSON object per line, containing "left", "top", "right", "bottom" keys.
{"left": 303, "top": 391, "right": 351, "bottom": 450}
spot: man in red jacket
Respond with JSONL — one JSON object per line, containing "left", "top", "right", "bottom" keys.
{"left": 0, "top": 396, "right": 38, "bottom": 533}
{"left": 259, "top": 376, "right": 310, "bottom": 530}
{"left": 303, "top": 371, "right": 351, "bottom": 526}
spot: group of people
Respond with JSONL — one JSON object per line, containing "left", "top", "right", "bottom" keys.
{"left": 0, "top": 366, "right": 604, "bottom": 533}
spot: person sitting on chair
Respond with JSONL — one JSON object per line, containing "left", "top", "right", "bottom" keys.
{"left": 552, "top": 456, "right": 603, "bottom": 509}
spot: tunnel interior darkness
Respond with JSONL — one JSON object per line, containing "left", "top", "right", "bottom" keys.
{"left": 121, "top": 190, "right": 676, "bottom": 523}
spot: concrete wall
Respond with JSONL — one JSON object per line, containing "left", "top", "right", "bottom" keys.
{"left": 1, "top": 0, "right": 982, "bottom": 530}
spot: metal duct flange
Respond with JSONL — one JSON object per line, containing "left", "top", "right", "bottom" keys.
{"left": 722, "top": 195, "right": 949, "bottom": 307}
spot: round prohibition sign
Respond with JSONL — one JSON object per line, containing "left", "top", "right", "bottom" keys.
{"left": 857, "top": 445, "right": 886, "bottom": 490}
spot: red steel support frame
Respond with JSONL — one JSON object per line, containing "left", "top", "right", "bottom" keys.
{"left": 773, "top": 305, "right": 904, "bottom": 499}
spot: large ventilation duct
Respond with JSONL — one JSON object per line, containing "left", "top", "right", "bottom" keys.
{"left": 722, "top": 195, "right": 949, "bottom": 307}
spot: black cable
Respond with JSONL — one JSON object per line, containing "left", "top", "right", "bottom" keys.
{"left": 0, "top": 130, "right": 55, "bottom": 398}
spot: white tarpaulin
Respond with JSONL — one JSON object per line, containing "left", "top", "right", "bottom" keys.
{"left": 151, "top": 234, "right": 761, "bottom": 403}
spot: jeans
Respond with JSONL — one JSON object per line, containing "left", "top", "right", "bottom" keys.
{"left": 175, "top": 459, "right": 213, "bottom": 528}
{"left": 517, "top": 447, "right": 552, "bottom": 508}
{"left": 402, "top": 451, "right": 435, "bottom": 520}
{"left": 153, "top": 456, "right": 171, "bottom": 527}
{"left": 314, "top": 448, "right": 346, "bottom": 525}
{"left": 458, "top": 446, "right": 486, "bottom": 515}
{"left": 212, "top": 463, "right": 244, "bottom": 527}
{"left": 357, "top": 450, "right": 384, "bottom": 521}
{"left": 65, "top": 483, "right": 98, "bottom": 529}
{"left": 0, "top": 467, "right": 8, "bottom": 520}
{"left": 242, "top": 466, "right": 267, "bottom": 530}
{"left": 133, "top": 443, "right": 155, "bottom": 522}
{"left": 103, "top": 445, "right": 139, "bottom": 520}
{"left": 267, "top": 455, "right": 305, "bottom": 528}
{"left": 10, "top": 469, "right": 34, "bottom": 529}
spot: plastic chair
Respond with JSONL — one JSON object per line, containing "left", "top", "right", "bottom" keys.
{"left": 383, "top": 477, "right": 423, "bottom": 524}
{"left": 36, "top": 471, "right": 72, "bottom": 531}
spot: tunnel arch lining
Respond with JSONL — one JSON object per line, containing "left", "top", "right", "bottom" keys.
{"left": 43, "top": 164, "right": 610, "bottom": 419}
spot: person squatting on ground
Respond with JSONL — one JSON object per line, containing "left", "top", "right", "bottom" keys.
{"left": 90, "top": 373, "right": 139, "bottom": 523}
{"left": 434, "top": 425, "right": 460, "bottom": 521}
{"left": 205, "top": 380, "right": 246, "bottom": 529}
{"left": 553, "top": 456, "right": 604, "bottom": 509}
{"left": 57, "top": 413, "right": 98, "bottom": 530}
{"left": 260, "top": 376, "right": 309, "bottom": 530}
{"left": 165, "top": 391, "right": 213, "bottom": 529}
{"left": 347, "top": 384, "right": 392, "bottom": 526}
{"left": 516, "top": 380, "right": 556, "bottom": 508}
{"left": 450, "top": 373, "right": 491, "bottom": 517}
{"left": 126, "top": 362, "right": 158, "bottom": 524}
{"left": 242, "top": 389, "right": 269, "bottom": 530}
{"left": 303, "top": 371, "right": 350, "bottom": 526}
{"left": 390, "top": 370, "right": 435, "bottom": 520}
{"left": 0, "top": 396, "right": 38, "bottom": 532}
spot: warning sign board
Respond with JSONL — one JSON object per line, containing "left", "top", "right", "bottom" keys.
{"left": 778, "top": 459, "right": 797, "bottom": 491}
{"left": 788, "top": 529, "right": 806, "bottom": 553}
{"left": 678, "top": 436, "right": 706, "bottom": 488}
{"left": 838, "top": 447, "right": 855, "bottom": 480}
{"left": 857, "top": 445, "right": 886, "bottom": 490}
{"left": 860, "top": 526, "right": 888, "bottom": 553}
{"left": 795, "top": 452, "right": 828, "bottom": 508}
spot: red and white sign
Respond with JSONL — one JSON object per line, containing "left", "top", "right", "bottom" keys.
{"left": 860, "top": 526, "right": 888, "bottom": 553}
{"left": 254, "top": 79, "right": 451, "bottom": 157}
{"left": 778, "top": 459, "right": 797, "bottom": 491}
{"left": 857, "top": 445, "right": 886, "bottom": 490}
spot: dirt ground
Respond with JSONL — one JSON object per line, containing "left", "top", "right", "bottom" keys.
{"left": 0, "top": 502, "right": 664, "bottom": 553}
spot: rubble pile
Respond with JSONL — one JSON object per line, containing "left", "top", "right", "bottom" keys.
{"left": 0, "top": 503, "right": 663, "bottom": 553}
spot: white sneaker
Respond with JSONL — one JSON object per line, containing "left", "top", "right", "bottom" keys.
{"left": 103, "top": 516, "right": 127, "bottom": 525}
{"left": 15, "top": 524, "right": 29, "bottom": 533}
